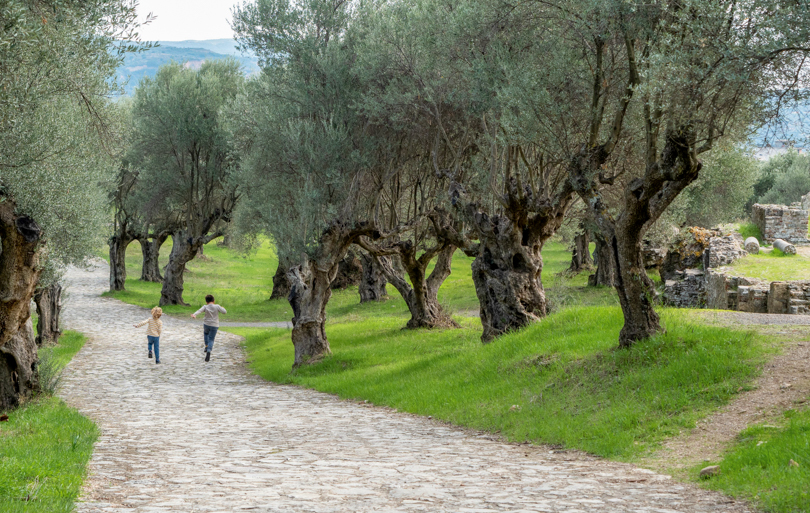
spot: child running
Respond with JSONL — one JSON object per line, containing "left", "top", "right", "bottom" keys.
{"left": 191, "top": 295, "right": 226, "bottom": 362}
{"left": 134, "top": 306, "right": 163, "bottom": 364}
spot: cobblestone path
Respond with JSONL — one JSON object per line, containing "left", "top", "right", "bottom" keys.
{"left": 59, "top": 263, "right": 751, "bottom": 512}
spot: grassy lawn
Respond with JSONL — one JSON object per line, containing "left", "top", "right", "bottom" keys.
{"left": 697, "top": 408, "right": 810, "bottom": 513}
{"left": 729, "top": 249, "right": 810, "bottom": 282}
{"left": 103, "top": 237, "right": 617, "bottom": 323}
{"left": 0, "top": 331, "right": 98, "bottom": 513}
{"left": 233, "top": 307, "right": 770, "bottom": 461}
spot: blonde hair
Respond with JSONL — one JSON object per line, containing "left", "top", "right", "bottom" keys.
{"left": 151, "top": 306, "right": 163, "bottom": 319}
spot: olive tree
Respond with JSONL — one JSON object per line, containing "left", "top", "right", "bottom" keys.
{"left": 0, "top": 0, "right": 144, "bottom": 408}
{"left": 233, "top": 0, "right": 386, "bottom": 367}
{"left": 129, "top": 61, "right": 243, "bottom": 306}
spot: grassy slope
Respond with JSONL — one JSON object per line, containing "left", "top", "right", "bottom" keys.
{"left": 0, "top": 332, "right": 98, "bottom": 513}
{"left": 698, "top": 408, "right": 810, "bottom": 513}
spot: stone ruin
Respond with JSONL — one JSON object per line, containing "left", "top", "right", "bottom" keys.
{"left": 751, "top": 203, "right": 809, "bottom": 244}
{"left": 662, "top": 226, "right": 810, "bottom": 315}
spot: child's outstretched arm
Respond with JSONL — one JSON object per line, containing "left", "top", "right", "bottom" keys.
{"left": 218, "top": 305, "right": 227, "bottom": 314}
{"left": 191, "top": 306, "right": 205, "bottom": 319}
{"left": 134, "top": 319, "right": 149, "bottom": 328}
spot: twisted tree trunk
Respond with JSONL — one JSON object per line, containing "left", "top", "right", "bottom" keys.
{"left": 0, "top": 319, "right": 38, "bottom": 410}
{"left": 270, "top": 261, "right": 291, "bottom": 300}
{"left": 287, "top": 261, "right": 333, "bottom": 367}
{"left": 588, "top": 234, "right": 618, "bottom": 287}
{"left": 469, "top": 212, "right": 547, "bottom": 342}
{"left": 376, "top": 244, "right": 458, "bottom": 329}
{"left": 331, "top": 250, "right": 362, "bottom": 290}
{"left": 109, "top": 231, "right": 134, "bottom": 292}
{"left": 358, "top": 253, "right": 387, "bottom": 303}
{"left": 286, "top": 221, "right": 379, "bottom": 368}
{"left": 160, "top": 232, "right": 199, "bottom": 306}
{"left": 568, "top": 230, "right": 592, "bottom": 274}
{"left": 0, "top": 197, "right": 43, "bottom": 409}
{"left": 140, "top": 233, "right": 168, "bottom": 282}
{"left": 34, "top": 282, "right": 62, "bottom": 346}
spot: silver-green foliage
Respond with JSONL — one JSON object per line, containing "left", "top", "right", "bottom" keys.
{"left": 756, "top": 150, "right": 810, "bottom": 206}
{"left": 0, "top": 1, "right": 145, "bottom": 275}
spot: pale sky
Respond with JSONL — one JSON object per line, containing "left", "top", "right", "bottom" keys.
{"left": 136, "top": 0, "right": 240, "bottom": 41}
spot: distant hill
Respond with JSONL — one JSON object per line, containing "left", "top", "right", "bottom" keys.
{"left": 117, "top": 39, "right": 260, "bottom": 95}
{"left": 155, "top": 38, "right": 253, "bottom": 57}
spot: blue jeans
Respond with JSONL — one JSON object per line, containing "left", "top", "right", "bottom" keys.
{"left": 147, "top": 335, "right": 160, "bottom": 361}
{"left": 204, "top": 325, "right": 219, "bottom": 353}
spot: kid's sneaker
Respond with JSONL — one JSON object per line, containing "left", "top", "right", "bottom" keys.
{"left": 148, "top": 351, "right": 153, "bottom": 359}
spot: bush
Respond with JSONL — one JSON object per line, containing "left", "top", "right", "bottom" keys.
{"left": 752, "top": 149, "right": 810, "bottom": 206}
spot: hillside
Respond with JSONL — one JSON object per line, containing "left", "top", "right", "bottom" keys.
{"left": 117, "top": 40, "right": 259, "bottom": 95}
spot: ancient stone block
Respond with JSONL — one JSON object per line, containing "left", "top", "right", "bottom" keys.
{"left": 704, "top": 235, "right": 747, "bottom": 268}
{"left": 663, "top": 268, "right": 706, "bottom": 308}
{"left": 768, "top": 282, "right": 791, "bottom": 314}
{"left": 752, "top": 203, "right": 809, "bottom": 244}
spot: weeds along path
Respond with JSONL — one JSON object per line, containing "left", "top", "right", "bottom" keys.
{"left": 59, "top": 262, "right": 751, "bottom": 512}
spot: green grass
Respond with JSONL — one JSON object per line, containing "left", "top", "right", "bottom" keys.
{"left": 738, "top": 223, "right": 765, "bottom": 244}
{"left": 697, "top": 408, "right": 810, "bottom": 513}
{"left": 234, "top": 307, "right": 770, "bottom": 461}
{"left": 0, "top": 331, "right": 99, "bottom": 513}
{"left": 730, "top": 248, "right": 810, "bottom": 282}
{"left": 104, "top": 237, "right": 617, "bottom": 323}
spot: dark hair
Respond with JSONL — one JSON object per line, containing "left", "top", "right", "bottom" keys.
{"left": 205, "top": 294, "right": 215, "bottom": 303}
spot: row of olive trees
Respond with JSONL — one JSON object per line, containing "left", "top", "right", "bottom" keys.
{"left": 108, "top": 60, "right": 243, "bottom": 307}
{"left": 0, "top": 0, "right": 148, "bottom": 409}
{"left": 225, "top": 0, "right": 810, "bottom": 369}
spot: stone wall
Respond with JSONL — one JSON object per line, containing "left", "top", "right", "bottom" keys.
{"left": 752, "top": 203, "right": 809, "bottom": 244}
{"left": 703, "top": 234, "right": 747, "bottom": 268}
{"left": 768, "top": 281, "right": 810, "bottom": 314}
{"left": 705, "top": 269, "right": 770, "bottom": 313}
{"left": 663, "top": 269, "right": 705, "bottom": 308}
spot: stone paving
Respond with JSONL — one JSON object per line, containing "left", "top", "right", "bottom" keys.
{"left": 59, "top": 262, "right": 752, "bottom": 512}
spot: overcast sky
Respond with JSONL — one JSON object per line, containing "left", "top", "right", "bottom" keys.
{"left": 136, "top": 0, "right": 239, "bottom": 41}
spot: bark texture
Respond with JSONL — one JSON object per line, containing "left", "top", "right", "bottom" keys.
{"left": 34, "top": 282, "right": 62, "bottom": 346}
{"left": 0, "top": 319, "right": 38, "bottom": 410}
{"left": 108, "top": 231, "right": 134, "bottom": 292}
{"left": 0, "top": 196, "right": 43, "bottom": 409}
{"left": 139, "top": 233, "right": 167, "bottom": 282}
{"left": 331, "top": 250, "right": 362, "bottom": 290}
{"left": 358, "top": 253, "right": 387, "bottom": 303}
{"left": 160, "top": 233, "right": 198, "bottom": 306}
{"left": 270, "top": 261, "right": 291, "bottom": 300}
{"left": 468, "top": 211, "right": 547, "bottom": 343}
{"left": 287, "top": 262, "right": 332, "bottom": 368}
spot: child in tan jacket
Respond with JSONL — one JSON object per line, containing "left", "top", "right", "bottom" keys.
{"left": 135, "top": 306, "right": 163, "bottom": 364}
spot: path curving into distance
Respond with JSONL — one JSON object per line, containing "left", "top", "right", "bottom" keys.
{"left": 59, "top": 262, "right": 751, "bottom": 512}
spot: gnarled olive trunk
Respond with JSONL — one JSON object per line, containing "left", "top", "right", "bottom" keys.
{"left": 469, "top": 212, "right": 546, "bottom": 343}
{"left": 270, "top": 261, "right": 291, "bottom": 300}
{"left": 568, "top": 230, "right": 592, "bottom": 274}
{"left": 359, "top": 253, "right": 387, "bottom": 303}
{"left": 140, "top": 233, "right": 167, "bottom": 282}
{"left": 612, "top": 227, "right": 660, "bottom": 346}
{"left": 0, "top": 319, "right": 38, "bottom": 410}
{"left": 160, "top": 233, "right": 200, "bottom": 306}
{"left": 331, "top": 250, "right": 362, "bottom": 290}
{"left": 109, "top": 231, "right": 133, "bottom": 291}
{"left": 34, "top": 282, "right": 62, "bottom": 346}
{"left": 0, "top": 198, "right": 43, "bottom": 409}
{"left": 589, "top": 234, "right": 618, "bottom": 287}
{"left": 287, "top": 262, "right": 333, "bottom": 368}
{"left": 377, "top": 245, "right": 458, "bottom": 329}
